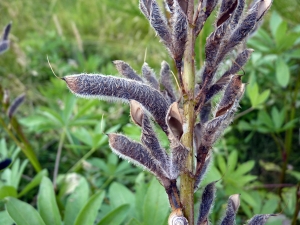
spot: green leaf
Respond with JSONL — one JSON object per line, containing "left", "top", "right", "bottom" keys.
{"left": 142, "top": 178, "right": 169, "bottom": 225}
{"left": 275, "top": 57, "right": 290, "bottom": 88}
{"left": 261, "top": 199, "right": 278, "bottom": 214}
{"left": 97, "top": 204, "right": 130, "bottom": 225}
{"left": 37, "top": 177, "right": 61, "bottom": 225}
{"left": 217, "top": 154, "right": 227, "bottom": 174}
{"left": 269, "top": 11, "right": 282, "bottom": 38}
{"left": 258, "top": 110, "right": 274, "bottom": 129}
{"left": 0, "top": 210, "right": 14, "bottom": 224}
{"left": 232, "top": 161, "right": 255, "bottom": 177}
{"left": 0, "top": 186, "right": 17, "bottom": 199}
{"left": 275, "top": 21, "right": 287, "bottom": 47}
{"left": 246, "top": 83, "right": 259, "bottom": 107}
{"left": 74, "top": 190, "right": 105, "bottom": 225}
{"left": 18, "top": 169, "right": 48, "bottom": 198}
{"left": 109, "top": 182, "right": 135, "bottom": 212}
{"left": 227, "top": 151, "right": 238, "bottom": 173}
{"left": 257, "top": 89, "right": 270, "bottom": 105}
{"left": 62, "top": 94, "right": 77, "bottom": 123}
{"left": 5, "top": 197, "right": 46, "bottom": 225}
{"left": 135, "top": 173, "right": 147, "bottom": 221}
{"left": 64, "top": 177, "right": 90, "bottom": 225}
{"left": 126, "top": 218, "right": 142, "bottom": 225}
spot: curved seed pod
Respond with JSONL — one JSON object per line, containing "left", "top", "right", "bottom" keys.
{"left": 170, "top": 144, "right": 188, "bottom": 179}
{"left": 205, "top": 76, "right": 232, "bottom": 103}
{"left": 168, "top": 208, "right": 189, "bottom": 225}
{"left": 160, "top": 61, "right": 176, "bottom": 103}
{"left": 200, "top": 102, "right": 211, "bottom": 124}
{"left": 1, "top": 22, "right": 12, "bottom": 41}
{"left": 194, "top": 155, "right": 211, "bottom": 192}
{"left": 220, "top": 49, "right": 253, "bottom": 80}
{"left": 113, "top": 60, "right": 143, "bottom": 82}
{"left": 247, "top": 214, "right": 276, "bottom": 225}
{"left": 195, "top": 0, "right": 218, "bottom": 37}
{"left": 215, "top": 75, "right": 245, "bottom": 117}
{"left": 142, "top": 62, "right": 159, "bottom": 90}
{"left": 7, "top": 93, "right": 25, "bottom": 118}
{"left": 108, "top": 133, "right": 170, "bottom": 187}
{"left": 197, "top": 181, "right": 216, "bottom": 225}
{"left": 220, "top": 194, "right": 240, "bottom": 225}
{"left": 130, "top": 100, "right": 171, "bottom": 176}
{"left": 202, "top": 16, "right": 232, "bottom": 84}
{"left": 171, "top": 0, "right": 188, "bottom": 65}
{"left": 216, "top": 0, "right": 238, "bottom": 27}
{"left": 230, "top": 0, "right": 245, "bottom": 30}
{"left": 139, "top": 0, "right": 173, "bottom": 51}
{"left": 63, "top": 74, "right": 170, "bottom": 133}
{"left": 216, "top": 1, "right": 266, "bottom": 65}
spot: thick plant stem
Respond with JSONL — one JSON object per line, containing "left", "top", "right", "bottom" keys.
{"left": 180, "top": 7, "right": 195, "bottom": 223}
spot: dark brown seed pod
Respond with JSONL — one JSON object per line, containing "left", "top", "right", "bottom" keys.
{"left": 171, "top": 0, "right": 188, "bottom": 64}
{"left": 108, "top": 133, "right": 171, "bottom": 187}
{"left": 63, "top": 74, "right": 170, "bottom": 133}
{"left": 230, "top": 0, "right": 245, "bottom": 30}
{"left": 194, "top": 155, "right": 211, "bottom": 192}
{"left": 216, "top": 0, "right": 238, "bottom": 27}
{"left": 195, "top": 0, "right": 218, "bottom": 37}
{"left": 160, "top": 61, "right": 176, "bottom": 103}
{"left": 215, "top": 75, "right": 245, "bottom": 117}
{"left": 139, "top": 0, "right": 173, "bottom": 51}
{"left": 7, "top": 93, "right": 25, "bottom": 118}
{"left": 197, "top": 181, "right": 216, "bottom": 225}
{"left": 200, "top": 102, "right": 211, "bottom": 124}
{"left": 130, "top": 100, "right": 171, "bottom": 176}
{"left": 142, "top": 62, "right": 159, "bottom": 90}
{"left": 166, "top": 102, "right": 183, "bottom": 141}
{"left": 220, "top": 194, "right": 240, "bottom": 225}
{"left": 113, "top": 60, "right": 143, "bottom": 82}
{"left": 247, "top": 214, "right": 276, "bottom": 225}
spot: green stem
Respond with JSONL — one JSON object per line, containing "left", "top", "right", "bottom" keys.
{"left": 180, "top": 1, "right": 195, "bottom": 223}
{"left": 67, "top": 147, "right": 97, "bottom": 173}
{"left": 53, "top": 129, "right": 66, "bottom": 189}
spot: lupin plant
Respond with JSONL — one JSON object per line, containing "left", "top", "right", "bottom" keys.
{"left": 62, "top": 0, "right": 274, "bottom": 224}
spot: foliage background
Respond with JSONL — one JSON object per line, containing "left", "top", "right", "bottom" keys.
{"left": 0, "top": 0, "right": 299, "bottom": 224}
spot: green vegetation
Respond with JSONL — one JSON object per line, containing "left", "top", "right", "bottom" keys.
{"left": 0, "top": 0, "right": 299, "bottom": 224}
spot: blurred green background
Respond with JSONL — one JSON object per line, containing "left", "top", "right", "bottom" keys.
{"left": 0, "top": 0, "right": 299, "bottom": 224}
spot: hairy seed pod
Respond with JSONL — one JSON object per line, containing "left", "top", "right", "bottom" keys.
{"left": 142, "top": 62, "right": 159, "bottom": 90}
{"left": 168, "top": 208, "right": 189, "bottom": 225}
{"left": 194, "top": 155, "right": 211, "bottom": 192}
{"left": 160, "top": 61, "right": 176, "bottom": 103}
{"left": 247, "top": 214, "right": 275, "bottom": 225}
{"left": 139, "top": 0, "right": 173, "bottom": 51}
{"left": 7, "top": 93, "right": 25, "bottom": 118}
{"left": 63, "top": 74, "right": 170, "bottom": 133}
{"left": 113, "top": 60, "right": 143, "bottom": 82}
{"left": 195, "top": 0, "right": 218, "bottom": 36}
{"left": 170, "top": 144, "right": 188, "bottom": 179}
{"left": 108, "top": 133, "right": 170, "bottom": 187}
{"left": 215, "top": 75, "right": 245, "bottom": 117}
{"left": 197, "top": 181, "right": 216, "bottom": 225}
{"left": 216, "top": 0, "right": 238, "bottom": 27}
{"left": 130, "top": 100, "right": 171, "bottom": 176}
{"left": 2, "top": 22, "right": 12, "bottom": 41}
{"left": 200, "top": 102, "right": 211, "bottom": 124}
{"left": 0, "top": 40, "right": 9, "bottom": 54}
{"left": 171, "top": 0, "right": 188, "bottom": 64}
{"left": 164, "top": 0, "right": 174, "bottom": 13}
{"left": 220, "top": 194, "right": 240, "bottom": 225}
{"left": 230, "top": 0, "right": 245, "bottom": 30}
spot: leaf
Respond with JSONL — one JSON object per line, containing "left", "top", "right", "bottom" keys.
{"left": 74, "top": 190, "right": 105, "bottom": 225}
{"left": 257, "top": 89, "right": 270, "bottom": 105}
{"left": 64, "top": 177, "right": 90, "bottom": 225}
{"left": 97, "top": 204, "right": 130, "bottom": 225}
{"left": 0, "top": 210, "right": 14, "bottom": 224}
{"left": 126, "top": 218, "right": 142, "bottom": 225}
{"left": 246, "top": 83, "right": 259, "bottom": 107}
{"left": 274, "top": 21, "right": 287, "bottom": 47}
{"left": 258, "top": 110, "right": 273, "bottom": 129}
{"left": 62, "top": 94, "right": 77, "bottom": 123}
{"left": 142, "top": 178, "right": 169, "bottom": 225}
{"left": 269, "top": 11, "right": 282, "bottom": 39}
{"left": 217, "top": 154, "right": 227, "bottom": 174}
{"left": 5, "top": 197, "right": 46, "bottom": 225}
{"left": 261, "top": 199, "right": 278, "bottom": 214}
{"left": 0, "top": 186, "right": 17, "bottom": 199}
{"left": 232, "top": 161, "right": 255, "bottom": 177}
{"left": 228, "top": 151, "right": 238, "bottom": 173}
{"left": 18, "top": 169, "right": 48, "bottom": 198}
{"left": 275, "top": 57, "right": 290, "bottom": 88}
{"left": 37, "top": 177, "right": 61, "bottom": 225}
